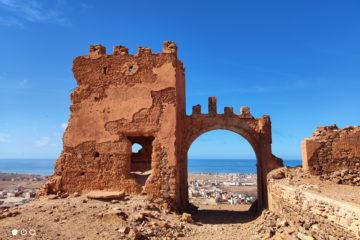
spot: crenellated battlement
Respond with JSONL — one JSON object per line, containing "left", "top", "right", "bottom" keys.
{"left": 113, "top": 45, "right": 128, "bottom": 55}
{"left": 191, "top": 97, "right": 253, "bottom": 119}
{"left": 208, "top": 97, "right": 217, "bottom": 115}
{"left": 86, "top": 41, "right": 178, "bottom": 57}
{"left": 138, "top": 46, "right": 152, "bottom": 54}
{"left": 240, "top": 106, "right": 252, "bottom": 118}
{"left": 163, "top": 41, "right": 178, "bottom": 54}
{"left": 224, "top": 107, "right": 234, "bottom": 116}
{"left": 89, "top": 44, "right": 106, "bottom": 54}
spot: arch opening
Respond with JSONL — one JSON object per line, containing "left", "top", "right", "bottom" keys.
{"left": 187, "top": 130, "right": 259, "bottom": 215}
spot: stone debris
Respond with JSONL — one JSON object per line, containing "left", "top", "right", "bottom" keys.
{"left": 141, "top": 210, "right": 152, "bottom": 217}
{"left": 181, "top": 212, "right": 192, "bottom": 222}
{"left": 60, "top": 192, "right": 69, "bottom": 198}
{"left": 118, "top": 226, "right": 130, "bottom": 234}
{"left": 158, "top": 221, "right": 169, "bottom": 228}
{"left": 86, "top": 191, "right": 124, "bottom": 199}
{"left": 128, "top": 228, "right": 142, "bottom": 239}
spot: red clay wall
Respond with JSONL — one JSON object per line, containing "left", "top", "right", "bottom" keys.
{"left": 37, "top": 42, "right": 185, "bottom": 212}
{"left": 302, "top": 125, "right": 360, "bottom": 185}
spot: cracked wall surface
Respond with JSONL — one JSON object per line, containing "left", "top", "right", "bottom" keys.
{"left": 301, "top": 124, "right": 360, "bottom": 185}
{"left": 37, "top": 41, "right": 283, "bottom": 212}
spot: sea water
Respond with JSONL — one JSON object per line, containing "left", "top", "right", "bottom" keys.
{"left": 188, "top": 159, "right": 302, "bottom": 174}
{"left": 0, "top": 159, "right": 302, "bottom": 176}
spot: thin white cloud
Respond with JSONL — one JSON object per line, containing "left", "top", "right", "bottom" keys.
{"left": 80, "top": 3, "right": 92, "bottom": 10}
{"left": 61, "top": 122, "right": 68, "bottom": 131}
{"left": 0, "top": 0, "right": 71, "bottom": 26}
{"left": 19, "top": 79, "right": 27, "bottom": 86}
{"left": 0, "top": 133, "right": 9, "bottom": 142}
{"left": 0, "top": 16, "right": 24, "bottom": 27}
{"left": 35, "top": 136, "right": 51, "bottom": 147}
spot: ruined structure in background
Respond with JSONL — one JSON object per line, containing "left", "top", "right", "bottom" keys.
{"left": 264, "top": 125, "right": 360, "bottom": 239}
{"left": 302, "top": 124, "right": 360, "bottom": 185}
{"left": 37, "top": 41, "right": 283, "bottom": 212}
{"left": 267, "top": 167, "right": 360, "bottom": 239}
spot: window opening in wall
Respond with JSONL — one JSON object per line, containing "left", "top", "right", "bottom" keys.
{"left": 187, "top": 130, "right": 258, "bottom": 217}
{"left": 128, "top": 136, "right": 155, "bottom": 192}
{"left": 132, "top": 143, "right": 142, "bottom": 153}
{"left": 103, "top": 67, "right": 107, "bottom": 74}
{"left": 93, "top": 152, "right": 99, "bottom": 158}
{"left": 129, "top": 66, "right": 133, "bottom": 73}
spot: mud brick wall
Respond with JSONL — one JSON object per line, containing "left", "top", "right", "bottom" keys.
{"left": 268, "top": 180, "right": 360, "bottom": 239}
{"left": 36, "top": 41, "right": 186, "bottom": 212}
{"left": 36, "top": 41, "right": 283, "bottom": 212}
{"left": 302, "top": 125, "right": 360, "bottom": 185}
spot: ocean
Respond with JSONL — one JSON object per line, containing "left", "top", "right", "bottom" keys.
{"left": 188, "top": 159, "right": 302, "bottom": 174}
{"left": 0, "top": 159, "right": 302, "bottom": 176}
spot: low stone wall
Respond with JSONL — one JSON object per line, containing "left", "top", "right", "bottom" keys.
{"left": 268, "top": 179, "right": 360, "bottom": 239}
{"left": 301, "top": 125, "right": 360, "bottom": 185}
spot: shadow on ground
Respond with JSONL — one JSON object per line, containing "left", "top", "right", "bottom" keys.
{"left": 193, "top": 209, "right": 260, "bottom": 225}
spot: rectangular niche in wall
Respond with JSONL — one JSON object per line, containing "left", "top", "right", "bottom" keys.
{"left": 128, "top": 136, "right": 155, "bottom": 190}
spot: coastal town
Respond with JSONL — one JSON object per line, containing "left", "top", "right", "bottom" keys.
{"left": 188, "top": 172, "right": 258, "bottom": 206}
{"left": 0, "top": 171, "right": 47, "bottom": 209}
{"left": 0, "top": 171, "right": 258, "bottom": 210}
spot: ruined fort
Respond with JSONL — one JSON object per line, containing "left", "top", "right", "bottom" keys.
{"left": 3, "top": 41, "right": 359, "bottom": 239}
{"left": 37, "top": 41, "right": 284, "bottom": 212}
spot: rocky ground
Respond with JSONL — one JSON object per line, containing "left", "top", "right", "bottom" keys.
{"left": 0, "top": 192, "right": 267, "bottom": 240}
{"left": 1, "top": 167, "right": 358, "bottom": 240}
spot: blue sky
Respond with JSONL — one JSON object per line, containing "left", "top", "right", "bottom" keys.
{"left": 0, "top": 0, "right": 359, "bottom": 160}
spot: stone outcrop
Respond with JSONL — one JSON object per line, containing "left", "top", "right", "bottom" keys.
{"left": 301, "top": 124, "right": 360, "bottom": 185}
{"left": 37, "top": 41, "right": 283, "bottom": 212}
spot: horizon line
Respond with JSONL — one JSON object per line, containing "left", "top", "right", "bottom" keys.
{"left": 0, "top": 158, "right": 302, "bottom": 160}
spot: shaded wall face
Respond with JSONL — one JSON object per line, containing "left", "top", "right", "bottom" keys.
{"left": 37, "top": 46, "right": 185, "bottom": 211}
{"left": 302, "top": 125, "right": 360, "bottom": 185}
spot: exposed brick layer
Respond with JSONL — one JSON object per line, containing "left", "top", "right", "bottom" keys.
{"left": 268, "top": 178, "right": 360, "bottom": 239}
{"left": 302, "top": 125, "right": 360, "bottom": 185}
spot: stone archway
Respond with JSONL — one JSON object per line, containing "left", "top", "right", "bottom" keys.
{"left": 178, "top": 97, "right": 283, "bottom": 212}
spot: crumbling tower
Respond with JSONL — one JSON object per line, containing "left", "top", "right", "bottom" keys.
{"left": 37, "top": 41, "right": 186, "bottom": 211}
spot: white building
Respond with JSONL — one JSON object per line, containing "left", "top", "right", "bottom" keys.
{"left": 7, "top": 193, "right": 15, "bottom": 197}
{"left": 6, "top": 185, "right": 22, "bottom": 191}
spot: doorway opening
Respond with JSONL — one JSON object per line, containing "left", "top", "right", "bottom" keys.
{"left": 128, "top": 136, "right": 154, "bottom": 191}
{"left": 187, "top": 130, "right": 258, "bottom": 223}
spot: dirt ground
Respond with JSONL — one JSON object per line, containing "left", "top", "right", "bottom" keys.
{"left": 1, "top": 168, "right": 359, "bottom": 239}
{"left": 0, "top": 194, "right": 261, "bottom": 240}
